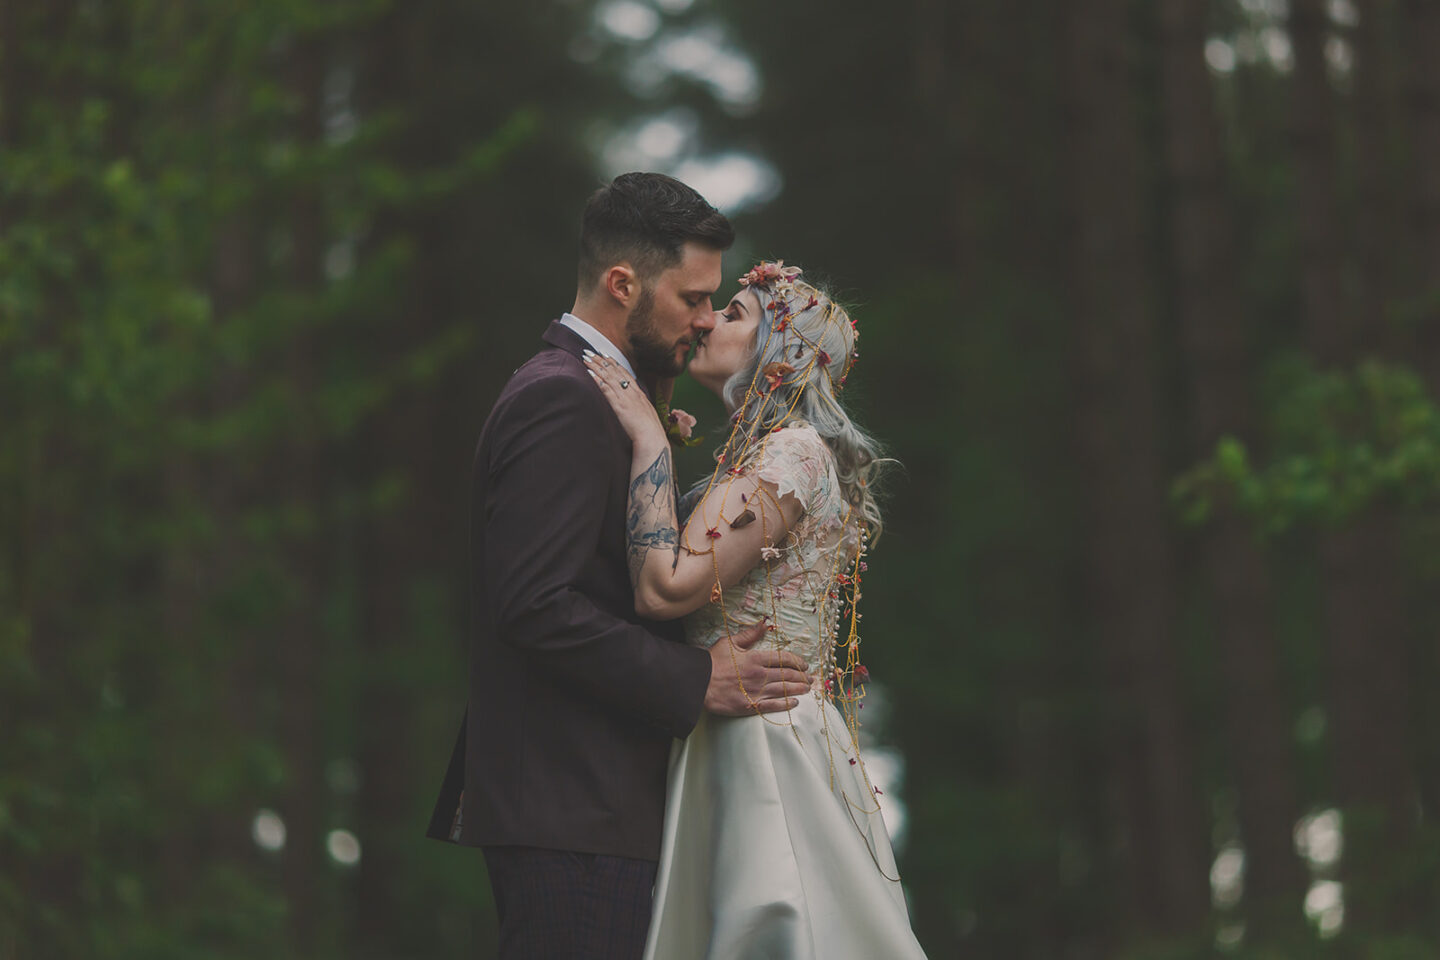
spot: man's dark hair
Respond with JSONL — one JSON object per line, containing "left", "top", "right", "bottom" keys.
{"left": 577, "top": 172, "right": 735, "bottom": 290}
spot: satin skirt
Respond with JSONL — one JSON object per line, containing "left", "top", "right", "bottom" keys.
{"left": 643, "top": 695, "right": 928, "bottom": 959}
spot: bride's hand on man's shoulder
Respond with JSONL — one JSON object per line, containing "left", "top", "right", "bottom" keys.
{"left": 583, "top": 352, "right": 666, "bottom": 447}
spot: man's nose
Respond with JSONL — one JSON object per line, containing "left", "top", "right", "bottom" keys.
{"left": 695, "top": 309, "right": 718, "bottom": 331}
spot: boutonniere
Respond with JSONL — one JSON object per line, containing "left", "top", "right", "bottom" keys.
{"left": 655, "top": 399, "right": 703, "bottom": 447}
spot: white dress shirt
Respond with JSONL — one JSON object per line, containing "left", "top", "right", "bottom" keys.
{"left": 559, "top": 313, "right": 637, "bottom": 381}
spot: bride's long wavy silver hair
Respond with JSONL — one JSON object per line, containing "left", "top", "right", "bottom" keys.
{"left": 697, "top": 265, "right": 890, "bottom": 541}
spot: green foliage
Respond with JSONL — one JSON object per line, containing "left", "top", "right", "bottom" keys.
{"left": 8, "top": 0, "right": 1440, "bottom": 956}
{"left": 1175, "top": 358, "right": 1440, "bottom": 533}
{"left": 1, "top": 1, "right": 547, "bottom": 956}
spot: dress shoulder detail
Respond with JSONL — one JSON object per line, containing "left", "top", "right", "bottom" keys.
{"left": 754, "top": 421, "right": 831, "bottom": 515}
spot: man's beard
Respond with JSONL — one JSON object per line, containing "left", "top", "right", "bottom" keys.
{"left": 625, "top": 287, "right": 686, "bottom": 379}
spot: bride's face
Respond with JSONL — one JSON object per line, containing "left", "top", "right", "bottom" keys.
{"left": 689, "top": 289, "right": 762, "bottom": 397}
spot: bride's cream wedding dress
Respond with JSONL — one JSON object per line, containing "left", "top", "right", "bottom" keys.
{"left": 643, "top": 422, "right": 927, "bottom": 960}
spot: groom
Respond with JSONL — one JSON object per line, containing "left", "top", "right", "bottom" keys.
{"left": 427, "top": 172, "right": 810, "bottom": 959}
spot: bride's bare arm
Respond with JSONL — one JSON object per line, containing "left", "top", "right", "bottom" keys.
{"left": 624, "top": 435, "right": 802, "bottom": 620}
{"left": 584, "top": 351, "right": 803, "bottom": 620}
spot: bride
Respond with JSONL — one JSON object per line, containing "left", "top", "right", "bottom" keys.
{"left": 584, "top": 261, "right": 927, "bottom": 959}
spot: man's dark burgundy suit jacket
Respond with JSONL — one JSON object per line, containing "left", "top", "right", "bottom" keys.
{"left": 426, "top": 321, "right": 712, "bottom": 861}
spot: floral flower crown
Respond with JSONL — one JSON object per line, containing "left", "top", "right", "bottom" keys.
{"left": 739, "top": 260, "right": 803, "bottom": 289}
{"left": 739, "top": 260, "right": 860, "bottom": 390}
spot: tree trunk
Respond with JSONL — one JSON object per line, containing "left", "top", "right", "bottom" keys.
{"left": 1352, "top": 0, "right": 1403, "bottom": 352}
{"left": 278, "top": 32, "right": 330, "bottom": 955}
{"left": 1398, "top": 0, "right": 1440, "bottom": 934}
{"left": 1291, "top": 0, "right": 1419, "bottom": 934}
{"left": 204, "top": 55, "right": 266, "bottom": 870}
{"left": 0, "top": 0, "right": 21, "bottom": 150}
{"left": 9, "top": 2, "right": 86, "bottom": 949}
{"left": 1290, "top": 0, "right": 1351, "bottom": 361}
{"left": 350, "top": 9, "right": 440, "bottom": 954}
{"left": 1403, "top": 0, "right": 1440, "bottom": 383}
{"left": 1063, "top": 0, "right": 1210, "bottom": 938}
{"left": 914, "top": 0, "right": 986, "bottom": 300}
{"left": 1158, "top": 0, "right": 1307, "bottom": 935}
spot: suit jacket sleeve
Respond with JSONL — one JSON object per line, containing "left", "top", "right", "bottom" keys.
{"left": 480, "top": 372, "right": 711, "bottom": 738}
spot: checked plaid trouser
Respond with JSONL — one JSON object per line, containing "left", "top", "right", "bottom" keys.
{"left": 481, "top": 845, "right": 659, "bottom": 960}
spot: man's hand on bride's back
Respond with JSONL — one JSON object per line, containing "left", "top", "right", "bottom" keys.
{"left": 703, "top": 621, "right": 810, "bottom": 716}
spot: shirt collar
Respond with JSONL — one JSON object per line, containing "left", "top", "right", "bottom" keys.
{"left": 559, "top": 313, "right": 637, "bottom": 380}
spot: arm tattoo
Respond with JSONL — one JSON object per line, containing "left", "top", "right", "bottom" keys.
{"left": 627, "top": 448, "right": 680, "bottom": 585}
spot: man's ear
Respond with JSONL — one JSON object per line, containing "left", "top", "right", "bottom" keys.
{"left": 603, "top": 264, "right": 639, "bottom": 307}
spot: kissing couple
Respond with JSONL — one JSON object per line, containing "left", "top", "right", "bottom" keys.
{"left": 428, "top": 172, "right": 927, "bottom": 960}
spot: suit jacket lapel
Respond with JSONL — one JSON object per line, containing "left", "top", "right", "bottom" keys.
{"left": 542, "top": 320, "right": 591, "bottom": 359}
{"left": 541, "top": 321, "right": 655, "bottom": 398}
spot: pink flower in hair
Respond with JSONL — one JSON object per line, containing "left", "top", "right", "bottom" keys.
{"left": 739, "top": 260, "right": 802, "bottom": 288}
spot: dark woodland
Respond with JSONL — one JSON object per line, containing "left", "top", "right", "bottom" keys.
{"left": 4, "top": 0, "right": 1440, "bottom": 957}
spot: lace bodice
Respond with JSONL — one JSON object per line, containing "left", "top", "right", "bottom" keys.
{"left": 683, "top": 422, "right": 861, "bottom": 672}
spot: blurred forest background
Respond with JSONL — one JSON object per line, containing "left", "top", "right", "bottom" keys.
{"left": 5, "top": 0, "right": 1440, "bottom": 957}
